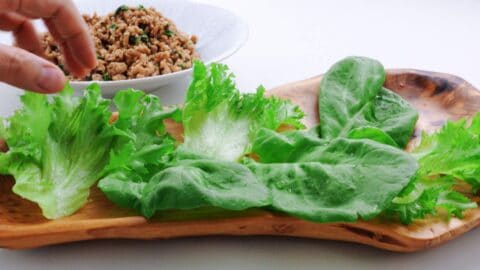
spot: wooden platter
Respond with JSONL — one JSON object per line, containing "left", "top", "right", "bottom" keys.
{"left": 1, "top": 69, "right": 479, "bottom": 251}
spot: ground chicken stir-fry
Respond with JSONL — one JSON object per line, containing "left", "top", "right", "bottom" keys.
{"left": 42, "top": 5, "right": 199, "bottom": 81}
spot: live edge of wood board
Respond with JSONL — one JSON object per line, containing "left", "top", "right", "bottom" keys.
{"left": 1, "top": 69, "right": 479, "bottom": 252}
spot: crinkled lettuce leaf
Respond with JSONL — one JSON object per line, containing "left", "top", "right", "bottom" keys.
{"left": 414, "top": 114, "right": 480, "bottom": 191}
{"left": 319, "top": 57, "right": 418, "bottom": 148}
{"left": 103, "top": 89, "right": 181, "bottom": 175}
{"left": 0, "top": 84, "right": 116, "bottom": 219}
{"left": 181, "top": 61, "right": 304, "bottom": 161}
{"left": 385, "top": 114, "right": 480, "bottom": 223}
{"left": 385, "top": 175, "right": 476, "bottom": 224}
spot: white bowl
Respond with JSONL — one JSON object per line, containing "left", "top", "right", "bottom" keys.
{"left": 0, "top": 0, "right": 249, "bottom": 96}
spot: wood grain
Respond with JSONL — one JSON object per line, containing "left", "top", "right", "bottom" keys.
{"left": 1, "top": 69, "right": 479, "bottom": 251}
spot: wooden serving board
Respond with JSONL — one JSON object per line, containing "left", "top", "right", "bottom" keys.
{"left": 1, "top": 70, "right": 480, "bottom": 251}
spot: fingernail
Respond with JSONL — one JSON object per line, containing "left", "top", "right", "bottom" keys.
{"left": 37, "top": 67, "right": 65, "bottom": 93}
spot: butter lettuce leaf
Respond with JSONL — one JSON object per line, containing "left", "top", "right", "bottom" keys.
{"left": 319, "top": 57, "right": 418, "bottom": 148}
{"left": 247, "top": 129, "right": 418, "bottom": 222}
{"left": 100, "top": 150, "right": 270, "bottom": 218}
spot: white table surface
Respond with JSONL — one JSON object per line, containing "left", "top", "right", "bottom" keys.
{"left": 1, "top": 0, "right": 480, "bottom": 269}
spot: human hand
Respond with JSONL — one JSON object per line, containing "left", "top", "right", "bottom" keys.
{"left": 0, "top": 0, "right": 96, "bottom": 93}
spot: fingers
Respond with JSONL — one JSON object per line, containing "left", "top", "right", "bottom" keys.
{"left": 44, "top": 19, "right": 90, "bottom": 77}
{"left": 0, "top": 44, "right": 66, "bottom": 93}
{"left": 0, "top": 12, "right": 44, "bottom": 56}
{"left": 0, "top": 0, "right": 96, "bottom": 74}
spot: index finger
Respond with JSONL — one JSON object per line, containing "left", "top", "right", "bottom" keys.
{"left": 0, "top": 0, "right": 96, "bottom": 71}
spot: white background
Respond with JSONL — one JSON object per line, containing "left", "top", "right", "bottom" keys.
{"left": 1, "top": 0, "right": 480, "bottom": 269}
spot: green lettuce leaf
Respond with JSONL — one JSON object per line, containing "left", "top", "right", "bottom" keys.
{"left": 247, "top": 129, "right": 418, "bottom": 222}
{"left": 415, "top": 114, "right": 480, "bottom": 191}
{"left": 373, "top": 88, "right": 418, "bottom": 147}
{"left": 100, "top": 150, "right": 270, "bottom": 218}
{"left": 385, "top": 175, "right": 477, "bottom": 224}
{"left": 347, "top": 126, "right": 398, "bottom": 147}
{"left": 385, "top": 114, "right": 480, "bottom": 223}
{"left": 98, "top": 87, "right": 271, "bottom": 218}
{"left": 319, "top": 57, "right": 418, "bottom": 148}
{"left": 103, "top": 89, "right": 181, "bottom": 175}
{"left": 0, "top": 84, "right": 116, "bottom": 219}
{"left": 251, "top": 128, "right": 328, "bottom": 163}
{"left": 181, "top": 61, "right": 304, "bottom": 161}
{"left": 98, "top": 89, "right": 179, "bottom": 216}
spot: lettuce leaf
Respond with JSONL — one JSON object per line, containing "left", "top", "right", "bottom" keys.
{"left": 100, "top": 150, "right": 270, "bottom": 218}
{"left": 319, "top": 57, "right": 418, "bottom": 148}
{"left": 414, "top": 114, "right": 480, "bottom": 191}
{"left": 247, "top": 129, "right": 418, "bottom": 222}
{"left": 98, "top": 87, "right": 271, "bottom": 218}
{"left": 244, "top": 57, "right": 420, "bottom": 223}
{"left": 385, "top": 175, "right": 476, "bottom": 224}
{"left": 385, "top": 114, "right": 480, "bottom": 223}
{"left": 0, "top": 84, "right": 116, "bottom": 219}
{"left": 181, "top": 61, "right": 304, "bottom": 161}
{"left": 347, "top": 126, "right": 398, "bottom": 147}
{"left": 104, "top": 89, "right": 181, "bottom": 175}
{"left": 97, "top": 89, "right": 179, "bottom": 216}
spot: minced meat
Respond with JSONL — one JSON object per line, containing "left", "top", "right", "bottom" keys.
{"left": 41, "top": 5, "right": 199, "bottom": 81}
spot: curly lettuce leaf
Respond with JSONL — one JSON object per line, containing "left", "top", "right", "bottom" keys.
{"left": 0, "top": 84, "right": 116, "bottom": 219}
{"left": 385, "top": 114, "right": 480, "bottom": 223}
{"left": 415, "top": 114, "right": 480, "bottom": 191}
{"left": 182, "top": 61, "right": 304, "bottom": 161}
{"left": 385, "top": 175, "right": 477, "bottom": 224}
{"left": 319, "top": 57, "right": 418, "bottom": 148}
{"left": 247, "top": 129, "right": 418, "bottom": 222}
{"left": 104, "top": 89, "right": 181, "bottom": 175}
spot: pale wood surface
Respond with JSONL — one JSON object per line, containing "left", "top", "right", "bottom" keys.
{"left": 1, "top": 70, "right": 479, "bottom": 251}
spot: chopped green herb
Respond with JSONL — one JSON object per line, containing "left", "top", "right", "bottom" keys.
{"left": 138, "top": 23, "right": 148, "bottom": 30}
{"left": 109, "top": 24, "right": 117, "bottom": 30}
{"left": 115, "top": 5, "right": 129, "bottom": 16}
{"left": 164, "top": 29, "right": 174, "bottom": 37}
{"left": 138, "top": 4, "right": 145, "bottom": 10}
{"left": 103, "top": 73, "right": 111, "bottom": 81}
{"left": 128, "top": 35, "right": 140, "bottom": 45}
{"left": 140, "top": 33, "right": 149, "bottom": 43}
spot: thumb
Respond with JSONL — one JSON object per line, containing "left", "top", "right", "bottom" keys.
{"left": 0, "top": 44, "right": 66, "bottom": 93}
